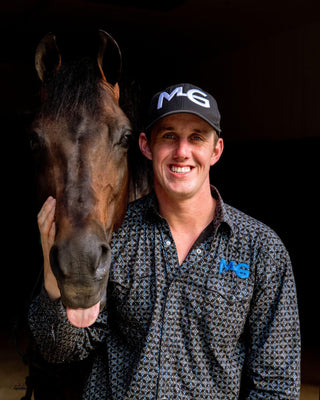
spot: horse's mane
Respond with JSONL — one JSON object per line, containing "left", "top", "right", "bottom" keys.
{"left": 119, "top": 78, "right": 153, "bottom": 199}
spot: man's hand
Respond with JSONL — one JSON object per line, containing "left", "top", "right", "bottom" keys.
{"left": 37, "top": 196, "right": 61, "bottom": 300}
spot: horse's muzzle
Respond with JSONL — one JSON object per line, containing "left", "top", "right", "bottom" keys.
{"left": 50, "top": 229, "right": 111, "bottom": 310}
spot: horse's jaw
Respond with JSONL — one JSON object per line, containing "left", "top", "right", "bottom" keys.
{"left": 59, "top": 277, "right": 108, "bottom": 328}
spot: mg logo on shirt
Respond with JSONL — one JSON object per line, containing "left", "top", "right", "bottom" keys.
{"left": 219, "top": 258, "right": 250, "bottom": 279}
{"left": 157, "top": 86, "right": 210, "bottom": 109}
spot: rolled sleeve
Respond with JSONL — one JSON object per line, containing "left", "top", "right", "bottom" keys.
{"left": 28, "top": 287, "right": 108, "bottom": 364}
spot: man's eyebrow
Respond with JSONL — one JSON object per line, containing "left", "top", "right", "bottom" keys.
{"left": 154, "top": 125, "right": 212, "bottom": 135}
{"left": 157, "top": 126, "right": 205, "bottom": 132}
{"left": 158, "top": 125, "right": 174, "bottom": 131}
{"left": 190, "top": 128, "right": 212, "bottom": 135}
{"left": 155, "top": 125, "right": 175, "bottom": 133}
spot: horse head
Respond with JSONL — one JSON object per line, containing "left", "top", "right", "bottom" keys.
{"left": 31, "top": 31, "right": 132, "bottom": 327}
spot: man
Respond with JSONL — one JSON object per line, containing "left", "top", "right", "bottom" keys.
{"left": 30, "top": 83, "right": 301, "bottom": 399}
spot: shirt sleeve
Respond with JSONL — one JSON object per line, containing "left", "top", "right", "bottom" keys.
{"left": 240, "top": 241, "right": 301, "bottom": 400}
{"left": 28, "top": 287, "right": 108, "bottom": 364}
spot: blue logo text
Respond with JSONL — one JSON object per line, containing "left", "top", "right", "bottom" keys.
{"left": 219, "top": 258, "right": 250, "bottom": 279}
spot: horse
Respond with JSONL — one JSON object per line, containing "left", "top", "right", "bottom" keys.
{"left": 30, "top": 30, "right": 149, "bottom": 329}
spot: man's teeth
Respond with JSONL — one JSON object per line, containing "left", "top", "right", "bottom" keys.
{"left": 170, "top": 166, "right": 191, "bottom": 173}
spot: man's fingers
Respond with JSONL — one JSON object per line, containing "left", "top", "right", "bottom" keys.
{"left": 48, "top": 222, "right": 56, "bottom": 247}
{"left": 37, "top": 197, "right": 56, "bottom": 233}
{"left": 38, "top": 196, "right": 56, "bottom": 218}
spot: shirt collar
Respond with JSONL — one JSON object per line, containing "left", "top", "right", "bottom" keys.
{"left": 210, "top": 186, "right": 234, "bottom": 236}
{"left": 144, "top": 186, "right": 234, "bottom": 237}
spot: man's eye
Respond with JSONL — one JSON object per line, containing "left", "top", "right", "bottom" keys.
{"left": 191, "top": 135, "right": 202, "bottom": 141}
{"left": 163, "top": 133, "right": 175, "bottom": 139}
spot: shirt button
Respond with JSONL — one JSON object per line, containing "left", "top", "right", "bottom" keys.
{"left": 165, "top": 240, "right": 171, "bottom": 247}
{"left": 196, "top": 248, "right": 202, "bottom": 255}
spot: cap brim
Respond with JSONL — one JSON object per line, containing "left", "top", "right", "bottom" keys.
{"left": 146, "top": 109, "right": 221, "bottom": 134}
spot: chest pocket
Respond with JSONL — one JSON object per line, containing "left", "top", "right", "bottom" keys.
{"left": 205, "top": 271, "right": 253, "bottom": 330}
{"left": 179, "top": 263, "right": 254, "bottom": 346}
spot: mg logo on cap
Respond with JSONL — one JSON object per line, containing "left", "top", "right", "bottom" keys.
{"left": 157, "top": 86, "right": 210, "bottom": 109}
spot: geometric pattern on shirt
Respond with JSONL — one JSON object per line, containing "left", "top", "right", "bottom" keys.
{"left": 28, "top": 186, "right": 301, "bottom": 400}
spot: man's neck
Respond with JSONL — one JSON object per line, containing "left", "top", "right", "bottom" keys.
{"left": 156, "top": 186, "right": 216, "bottom": 232}
{"left": 155, "top": 184, "right": 216, "bottom": 265}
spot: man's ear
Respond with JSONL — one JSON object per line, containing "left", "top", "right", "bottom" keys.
{"left": 139, "top": 132, "right": 153, "bottom": 160}
{"left": 210, "top": 138, "right": 224, "bottom": 166}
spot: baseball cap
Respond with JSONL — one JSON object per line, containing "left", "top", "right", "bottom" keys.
{"left": 145, "top": 83, "right": 221, "bottom": 135}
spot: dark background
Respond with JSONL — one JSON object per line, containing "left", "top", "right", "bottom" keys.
{"left": 1, "top": 0, "right": 319, "bottom": 387}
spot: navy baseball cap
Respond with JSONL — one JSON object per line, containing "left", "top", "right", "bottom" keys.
{"left": 145, "top": 83, "right": 221, "bottom": 135}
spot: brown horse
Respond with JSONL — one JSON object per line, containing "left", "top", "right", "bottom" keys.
{"left": 30, "top": 31, "right": 148, "bottom": 328}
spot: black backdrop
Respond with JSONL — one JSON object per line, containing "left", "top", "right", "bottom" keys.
{"left": 0, "top": 1, "right": 319, "bottom": 386}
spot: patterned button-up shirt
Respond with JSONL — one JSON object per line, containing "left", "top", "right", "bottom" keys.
{"left": 29, "top": 187, "right": 301, "bottom": 399}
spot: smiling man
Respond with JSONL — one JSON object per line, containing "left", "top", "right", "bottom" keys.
{"left": 29, "top": 83, "right": 301, "bottom": 399}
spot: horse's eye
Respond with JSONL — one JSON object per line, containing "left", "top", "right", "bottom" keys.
{"left": 118, "top": 129, "right": 132, "bottom": 148}
{"left": 29, "top": 131, "right": 44, "bottom": 153}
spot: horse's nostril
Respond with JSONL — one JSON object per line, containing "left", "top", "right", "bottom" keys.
{"left": 50, "top": 245, "right": 64, "bottom": 279}
{"left": 49, "top": 235, "right": 112, "bottom": 283}
{"left": 100, "top": 243, "right": 112, "bottom": 266}
{"left": 101, "top": 244, "right": 109, "bottom": 256}
{"left": 94, "top": 243, "right": 111, "bottom": 278}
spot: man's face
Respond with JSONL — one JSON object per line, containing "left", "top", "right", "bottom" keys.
{"left": 140, "top": 113, "right": 223, "bottom": 201}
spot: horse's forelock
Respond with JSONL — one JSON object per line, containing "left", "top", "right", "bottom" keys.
{"left": 40, "top": 57, "right": 104, "bottom": 120}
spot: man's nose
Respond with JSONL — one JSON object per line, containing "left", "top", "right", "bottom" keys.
{"left": 173, "top": 138, "right": 190, "bottom": 159}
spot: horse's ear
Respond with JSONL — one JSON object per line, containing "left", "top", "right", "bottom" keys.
{"left": 35, "top": 33, "right": 61, "bottom": 82}
{"left": 97, "top": 30, "right": 122, "bottom": 89}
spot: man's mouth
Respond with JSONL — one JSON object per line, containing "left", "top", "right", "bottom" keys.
{"left": 169, "top": 165, "right": 192, "bottom": 174}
